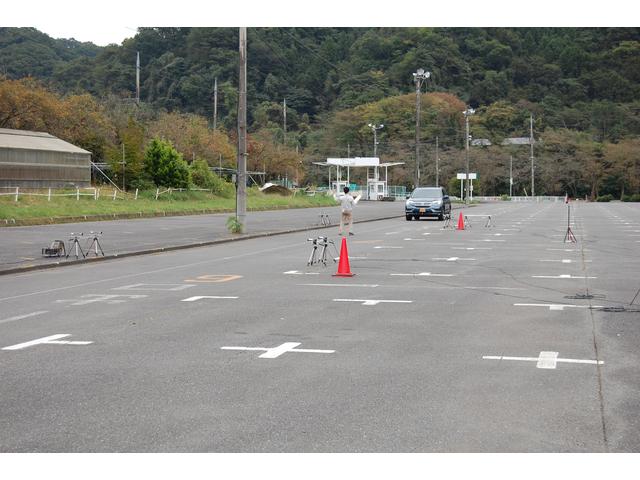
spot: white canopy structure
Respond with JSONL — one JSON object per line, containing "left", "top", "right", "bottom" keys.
{"left": 313, "top": 157, "right": 404, "bottom": 200}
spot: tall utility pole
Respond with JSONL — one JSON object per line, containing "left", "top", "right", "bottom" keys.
{"left": 236, "top": 27, "right": 247, "bottom": 233}
{"left": 121, "top": 143, "right": 126, "bottom": 191}
{"left": 283, "top": 98, "right": 287, "bottom": 145}
{"left": 213, "top": 77, "right": 218, "bottom": 131}
{"left": 368, "top": 123, "right": 384, "bottom": 157}
{"left": 413, "top": 68, "right": 430, "bottom": 188}
{"left": 463, "top": 107, "right": 475, "bottom": 204}
{"left": 435, "top": 136, "right": 439, "bottom": 187}
{"left": 530, "top": 114, "right": 535, "bottom": 198}
{"left": 510, "top": 155, "right": 514, "bottom": 197}
{"left": 135, "top": 52, "right": 140, "bottom": 105}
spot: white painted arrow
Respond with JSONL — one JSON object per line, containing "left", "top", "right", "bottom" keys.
{"left": 333, "top": 299, "right": 412, "bottom": 306}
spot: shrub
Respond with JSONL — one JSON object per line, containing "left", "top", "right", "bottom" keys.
{"left": 630, "top": 194, "right": 640, "bottom": 202}
{"left": 596, "top": 194, "right": 614, "bottom": 202}
{"left": 189, "top": 159, "right": 234, "bottom": 198}
{"left": 226, "top": 216, "right": 243, "bottom": 233}
{"left": 500, "top": 194, "right": 511, "bottom": 201}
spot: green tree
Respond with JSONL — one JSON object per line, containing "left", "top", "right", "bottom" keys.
{"left": 143, "top": 138, "right": 190, "bottom": 188}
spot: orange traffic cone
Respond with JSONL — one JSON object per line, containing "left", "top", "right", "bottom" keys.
{"left": 457, "top": 211, "right": 465, "bottom": 230}
{"left": 333, "top": 237, "right": 355, "bottom": 277}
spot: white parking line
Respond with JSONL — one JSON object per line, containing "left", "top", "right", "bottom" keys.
{"left": 390, "top": 272, "right": 455, "bottom": 277}
{"left": 452, "top": 247, "right": 492, "bottom": 251}
{"left": 284, "top": 271, "right": 320, "bottom": 275}
{"left": 113, "top": 283, "right": 194, "bottom": 291}
{"left": 432, "top": 257, "right": 476, "bottom": 262}
{"left": 538, "top": 259, "right": 591, "bottom": 264}
{"left": 532, "top": 275, "right": 597, "bottom": 279}
{"left": 299, "top": 283, "right": 379, "bottom": 288}
{"left": 374, "top": 246, "right": 403, "bottom": 249}
{"left": 0, "top": 310, "right": 48, "bottom": 326}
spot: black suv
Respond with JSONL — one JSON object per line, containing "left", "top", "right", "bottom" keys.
{"left": 405, "top": 187, "right": 451, "bottom": 221}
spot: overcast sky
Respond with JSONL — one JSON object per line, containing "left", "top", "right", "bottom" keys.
{"left": 5, "top": 0, "right": 635, "bottom": 47}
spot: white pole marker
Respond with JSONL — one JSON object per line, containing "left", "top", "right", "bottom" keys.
{"left": 221, "top": 342, "right": 334, "bottom": 359}
{"left": 3, "top": 334, "right": 93, "bottom": 351}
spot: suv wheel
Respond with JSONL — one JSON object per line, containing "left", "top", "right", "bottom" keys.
{"left": 406, "top": 215, "right": 412, "bottom": 221}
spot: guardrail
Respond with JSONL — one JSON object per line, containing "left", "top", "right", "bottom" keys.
{"left": 474, "top": 196, "right": 564, "bottom": 202}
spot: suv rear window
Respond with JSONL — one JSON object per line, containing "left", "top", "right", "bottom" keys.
{"left": 411, "top": 188, "right": 442, "bottom": 198}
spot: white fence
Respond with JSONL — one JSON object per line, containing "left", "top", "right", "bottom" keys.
{"left": 0, "top": 187, "right": 135, "bottom": 201}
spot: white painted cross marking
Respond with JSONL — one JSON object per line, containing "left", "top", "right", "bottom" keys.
{"left": 333, "top": 299, "right": 413, "bottom": 306}
{"left": 2, "top": 334, "right": 93, "bottom": 351}
{"left": 483, "top": 351, "right": 604, "bottom": 369}
{"left": 390, "top": 272, "right": 455, "bottom": 277}
{"left": 0, "top": 310, "right": 48, "bottom": 326}
{"left": 532, "top": 275, "right": 597, "bottom": 279}
{"left": 514, "top": 303, "right": 604, "bottom": 311}
{"left": 57, "top": 294, "right": 147, "bottom": 306}
{"left": 221, "top": 342, "right": 334, "bottom": 359}
{"left": 284, "top": 270, "right": 320, "bottom": 275}
{"left": 181, "top": 296, "right": 239, "bottom": 302}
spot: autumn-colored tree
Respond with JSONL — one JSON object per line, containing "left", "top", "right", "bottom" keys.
{"left": 147, "top": 112, "right": 236, "bottom": 168}
{"left": 0, "top": 77, "right": 62, "bottom": 132}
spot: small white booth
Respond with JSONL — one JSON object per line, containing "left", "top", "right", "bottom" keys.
{"left": 313, "top": 157, "right": 404, "bottom": 200}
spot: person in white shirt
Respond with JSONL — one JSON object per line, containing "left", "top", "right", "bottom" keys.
{"left": 333, "top": 186, "right": 361, "bottom": 236}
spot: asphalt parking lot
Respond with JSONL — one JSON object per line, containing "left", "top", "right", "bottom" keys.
{"left": 0, "top": 201, "right": 638, "bottom": 452}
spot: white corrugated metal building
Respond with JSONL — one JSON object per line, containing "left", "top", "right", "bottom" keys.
{"left": 0, "top": 128, "right": 91, "bottom": 188}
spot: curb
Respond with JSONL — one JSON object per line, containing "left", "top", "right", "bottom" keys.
{"left": 0, "top": 214, "right": 402, "bottom": 276}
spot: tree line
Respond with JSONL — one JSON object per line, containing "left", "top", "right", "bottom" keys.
{"left": 0, "top": 27, "right": 639, "bottom": 198}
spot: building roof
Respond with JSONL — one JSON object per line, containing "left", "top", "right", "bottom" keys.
{"left": 0, "top": 128, "right": 91, "bottom": 155}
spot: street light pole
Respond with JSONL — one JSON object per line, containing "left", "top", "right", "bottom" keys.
{"left": 463, "top": 107, "right": 475, "bottom": 204}
{"left": 368, "top": 123, "right": 384, "bottom": 157}
{"left": 413, "top": 68, "right": 430, "bottom": 189}
{"left": 236, "top": 27, "right": 247, "bottom": 232}
{"left": 530, "top": 114, "right": 535, "bottom": 198}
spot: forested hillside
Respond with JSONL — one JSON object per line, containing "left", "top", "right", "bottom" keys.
{"left": 1, "top": 27, "right": 639, "bottom": 198}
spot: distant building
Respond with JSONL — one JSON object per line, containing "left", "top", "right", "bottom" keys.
{"left": 0, "top": 128, "right": 91, "bottom": 188}
{"left": 501, "top": 137, "right": 534, "bottom": 146}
